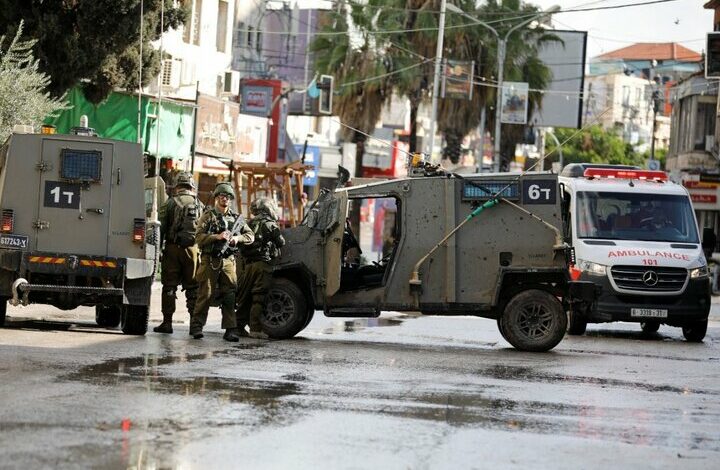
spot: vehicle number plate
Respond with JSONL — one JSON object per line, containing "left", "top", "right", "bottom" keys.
{"left": 631, "top": 308, "right": 668, "bottom": 318}
{"left": 0, "top": 234, "right": 28, "bottom": 250}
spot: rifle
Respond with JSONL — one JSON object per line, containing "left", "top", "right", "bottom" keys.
{"left": 219, "top": 213, "right": 246, "bottom": 258}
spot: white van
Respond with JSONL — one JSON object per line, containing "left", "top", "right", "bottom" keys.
{"left": 559, "top": 164, "right": 712, "bottom": 341}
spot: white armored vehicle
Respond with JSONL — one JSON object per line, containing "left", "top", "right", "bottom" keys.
{"left": 0, "top": 125, "right": 157, "bottom": 334}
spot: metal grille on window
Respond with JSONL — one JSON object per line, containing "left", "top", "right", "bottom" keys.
{"left": 61, "top": 150, "right": 102, "bottom": 182}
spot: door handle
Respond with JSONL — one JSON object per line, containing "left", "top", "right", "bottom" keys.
{"left": 86, "top": 208, "right": 104, "bottom": 214}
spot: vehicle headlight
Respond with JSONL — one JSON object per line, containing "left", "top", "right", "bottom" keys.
{"left": 577, "top": 259, "right": 607, "bottom": 276}
{"left": 689, "top": 265, "right": 709, "bottom": 279}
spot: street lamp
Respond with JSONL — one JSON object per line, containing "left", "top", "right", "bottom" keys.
{"left": 427, "top": 0, "right": 448, "bottom": 162}
{"left": 446, "top": 4, "right": 560, "bottom": 172}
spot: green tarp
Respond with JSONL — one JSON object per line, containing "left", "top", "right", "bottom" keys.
{"left": 46, "top": 87, "right": 194, "bottom": 160}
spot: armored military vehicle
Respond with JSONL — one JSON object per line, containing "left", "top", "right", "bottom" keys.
{"left": 0, "top": 125, "right": 157, "bottom": 334}
{"left": 259, "top": 162, "right": 594, "bottom": 352}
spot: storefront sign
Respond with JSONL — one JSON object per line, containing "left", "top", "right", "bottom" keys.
{"left": 691, "top": 193, "right": 717, "bottom": 204}
{"left": 241, "top": 86, "right": 272, "bottom": 115}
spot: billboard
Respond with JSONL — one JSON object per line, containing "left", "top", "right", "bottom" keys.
{"left": 442, "top": 60, "right": 474, "bottom": 99}
{"left": 500, "top": 82, "right": 529, "bottom": 124}
{"left": 531, "top": 30, "right": 587, "bottom": 129}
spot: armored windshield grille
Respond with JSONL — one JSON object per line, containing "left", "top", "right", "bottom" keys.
{"left": 462, "top": 181, "right": 519, "bottom": 201}
{"left": 610, "top": 265, "right": 688, "bottom": 293}
{"left": 61, "top": 149, "right": 102, "bottom": 182}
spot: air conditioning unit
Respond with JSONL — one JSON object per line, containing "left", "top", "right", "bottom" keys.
{"left": 222, "top": 70, "right": 240, "bottom": 95}
{"left": 161, "top": 58, "right": 182, "bottom": 90}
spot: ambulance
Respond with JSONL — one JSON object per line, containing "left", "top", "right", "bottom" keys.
{"left": 559, "top": 164, "right": 711, "bottom": 341}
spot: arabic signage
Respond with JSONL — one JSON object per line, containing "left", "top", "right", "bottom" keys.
{"left": 241, "top": 86, "right": 273, "bottom": 115}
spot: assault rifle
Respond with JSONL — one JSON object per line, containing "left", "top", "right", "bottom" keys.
{"left": 218, "top": 213, "right": 246, "bottom": 258}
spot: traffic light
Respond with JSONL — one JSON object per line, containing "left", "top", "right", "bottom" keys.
{"left": 318, "top": 74, "right": 333, "bottom": 115}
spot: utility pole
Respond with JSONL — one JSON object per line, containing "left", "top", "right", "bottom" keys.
{"left": 427, "top": 0, "right": 447, "bottom": 161}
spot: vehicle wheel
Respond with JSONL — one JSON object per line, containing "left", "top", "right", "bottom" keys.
{"left": 121, "top": 305, "right": 149, "bottom": 335}
{"left": 0, "top": 296, "right": 7, "bottom": 327}
{"left": 302, "top": 306, "right": 315, "bottom": 329}
{"left": 262, "top": 278, "right": 308, "bottom": 339}
{"left": 95, "top": 305, "right": 121, "bottom": 328}
{"left": 496, "top": 317, "right": 510, "bottom": 343}
{"left": 682, "top": 319, "right": 708, "bottom": 342}
{"left": 640, "top": 321, "right": 660, "bottom": 334}
{"left": 500, "top": 289, "right": 567, "bottom": 352}
{"left": 567, "top": 310, "right": 587, "bottom": 335}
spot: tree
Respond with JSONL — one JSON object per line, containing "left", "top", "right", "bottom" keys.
{"left": 0, "top": 23, "right": 67, "bottom": 142}
{"left": 545, "top": 125, "right": 644, "bottom": 167}
{"left": 0, "top": 0, "right": 187, "bottom": 103}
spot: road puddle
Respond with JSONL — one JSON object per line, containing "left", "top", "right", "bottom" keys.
{"left": 322, "top": 317, "right": 404, "bottom": 334}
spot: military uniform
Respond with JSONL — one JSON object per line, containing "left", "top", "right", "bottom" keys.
{"left": 237, "top": 199, "right": 286, "bottom": 337}
{"left": 190, "top": 187, "right": 254, "bottom": 340}
{"left": 154, "top": 176, "right": 202, "bottom": 334}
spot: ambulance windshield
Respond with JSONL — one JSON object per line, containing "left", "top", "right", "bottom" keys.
{"left": 576, "top": 192, "right": 699, "bottom": 243}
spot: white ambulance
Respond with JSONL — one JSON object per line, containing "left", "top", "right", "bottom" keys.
{"left": 559, "top": 164, "right": 712, "bottom": 341}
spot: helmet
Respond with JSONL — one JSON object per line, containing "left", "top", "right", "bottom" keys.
{"left": 213, "top": 182, "right": 235, "bottom": 199}
{"left": 174, "top": 172, "right": 196, "bottom": 189}
{"left": 250, "top": 197, "right": 279, "bottom": 220}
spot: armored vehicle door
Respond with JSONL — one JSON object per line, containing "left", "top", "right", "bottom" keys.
{"left": 323, "top": 190, "right": 348, "bottom": 297}
{"left": 35, "top": 139, "right": 113, "bottom": 256}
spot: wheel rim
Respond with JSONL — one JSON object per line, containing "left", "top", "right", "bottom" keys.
{"left": 517, "top": 303, "right": 555, "bottom": 340}
{"left": 264, "top": 289, "right": 297, "bottom": 328}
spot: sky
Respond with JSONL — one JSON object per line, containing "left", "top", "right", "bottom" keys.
{"left": 532, "top": 0, "right": 713, "bottom": 59}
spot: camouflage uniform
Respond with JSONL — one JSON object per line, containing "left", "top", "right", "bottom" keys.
{"left": 237, "top": 198, "right": 286, "bottom": 336}
{"left": 154, "top": 176, "right": 202, "bottom": 334}
{"left": 190, "top": 185, "right": 253, "bottom": 340}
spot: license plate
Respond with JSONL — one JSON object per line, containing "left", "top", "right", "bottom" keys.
{"left": 0, "top": 234, "right": 29, "bottom": 250}
{"left": 631, "top": 308, "right": 668, "bottom": 318}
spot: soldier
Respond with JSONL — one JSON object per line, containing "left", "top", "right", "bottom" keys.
{"left": 190, "top": 183, "right": 254, "bottom": 341}
{"left": 154, "top": 172, "right": 202, "bottom": 334}
{"left": 237, "top": 198, "right": 286, "bottom": 339}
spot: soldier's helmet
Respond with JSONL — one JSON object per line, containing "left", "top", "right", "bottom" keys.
{"left": 250, "top": 197, "right": 280, "bottom": 221}
{"left": 213, "top": 182, "right": 235, "bottom": 200}
{"left": 174, "top": 172, "right": 196, "bottom": 190}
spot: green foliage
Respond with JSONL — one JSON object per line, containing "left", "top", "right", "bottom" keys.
{"left": 546, "top": 126, "right": 645, "bottom": 167}
{"left": 0, "top": 22, "right": 67, "bottom": 142}
{"left": 0, "top": 0, "right": 187, "bottom": 103}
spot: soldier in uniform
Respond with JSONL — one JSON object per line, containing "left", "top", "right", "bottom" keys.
{"left": 154, "top": 172, "right": 202, "bottom": 334}
{"left": 190, "top": 183, "right": 254, "bottom": 341}
{"left": 237, "top": 198, "right": 286, "bottom": 339}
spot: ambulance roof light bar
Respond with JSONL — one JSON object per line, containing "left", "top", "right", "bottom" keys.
{"left": 583, "top": 168, "right": 668, "bottom": 182}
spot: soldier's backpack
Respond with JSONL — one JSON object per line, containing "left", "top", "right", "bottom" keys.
{"left": 169, "top": 196, "right": 201, "bottom": 247}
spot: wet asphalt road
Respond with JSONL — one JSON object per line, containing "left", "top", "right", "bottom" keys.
{"left": 1, "top": 284, "right": 719, "bottom": 469}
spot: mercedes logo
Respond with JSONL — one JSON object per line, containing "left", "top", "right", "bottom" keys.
{"left": 642, "top": 270, "right": 659, "bottom": 286}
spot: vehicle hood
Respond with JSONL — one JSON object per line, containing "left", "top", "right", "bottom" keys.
{"left": 577, "top": 239, "right": 705, "bottom": 268}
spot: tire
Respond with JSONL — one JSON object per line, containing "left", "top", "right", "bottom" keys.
{"left": 95, "top": 305, "right": 122, "bottom": 328}
{"left": 496, "top": 317, "right": 510, "bottom": 343}
{"left": 682, "top": 319, "right": 708, "bottom": 342}
{"left": 262, "top": 278, "right": 308, "bottom": 339}
{"left": 302, "top": 307, "right": 315, "bottom": 329}
{"left": 0, "top": 296, "right": 7, "bottom": 327}
{"left": 500, "top": 289, "right": 567, "bottom": 352}
{"left": 121, "top": 305, "right": 149, "bottom": 335}
{"left": 640, "top": 321, "right": 660, "bottom": 334}
{"left": 567, "top": 310, "right": 587, "bottom": 336}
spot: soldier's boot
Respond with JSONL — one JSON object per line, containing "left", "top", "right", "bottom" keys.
{"left": 223, "top": 328, "right": 240, "bottom": 342}
{"left": 248, "top": 295, "right": 266, "bottom": 336}
{"left": 153, "top": 314, "right": 174, "bottom": 334}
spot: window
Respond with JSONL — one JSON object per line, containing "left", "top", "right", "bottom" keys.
{"left": 576, "top": 191, "right": 699, "bottom": 243}
{"left": 256, "top": 30, "right": 262, "bottom": 54}
{"left": 216, "top": 0, "right": 228, "bottom": 52}
{"left": 61, "top": 149, "right": 102, "bottom": 183}
{"left": 247, "top": 26, "right": 254, "bottom": 48}
{"left": 182, "top": 0, "right": 191, "bottom": 43}
{"left": 235, "top": 21, "right": 245, "bottom": 48}
{"left": 694, "top": 102, "right": 716, "bottom": 150}
{"left": 622, "top": 85, "right": 630, "bottom": 107}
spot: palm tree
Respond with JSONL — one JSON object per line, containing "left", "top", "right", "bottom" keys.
{"left": 473, "top": 0, "right": 559, "bottom": 169}
{"left": 311, "top": 2, "right": 393, "bottom": 178}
